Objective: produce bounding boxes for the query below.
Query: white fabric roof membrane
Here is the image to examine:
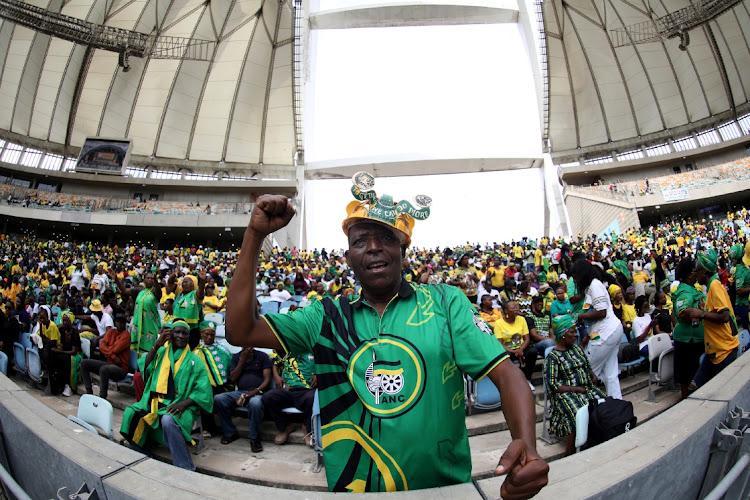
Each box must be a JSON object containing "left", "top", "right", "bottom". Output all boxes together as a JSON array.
[
  {"left": 0, "top": 0, "right": 296, "bottom": 167},
  {"left": 544, "top": 0, "right": 750, "bottom": 157}
]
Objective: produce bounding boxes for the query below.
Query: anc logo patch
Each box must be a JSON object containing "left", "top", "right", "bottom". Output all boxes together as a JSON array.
[{"left": 347, "top": 334, "right": 426, "bottom": 418}]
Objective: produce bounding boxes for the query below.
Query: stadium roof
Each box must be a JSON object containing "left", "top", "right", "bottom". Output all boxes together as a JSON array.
[
  {"left": 544, "top": 0, "right": 750, "bottom": 161},
  {"left": 0, "top": 0, "right": 297, "bottom": 169}
]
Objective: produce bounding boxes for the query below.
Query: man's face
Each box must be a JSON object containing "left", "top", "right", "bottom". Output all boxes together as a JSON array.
[
  {"left": 346, "top": 222, "right": 403, "bottom": 293},
  {"left": 172, "top": 327, "right": 189, "bottom": 348},
  {"left": 200, "top": 328, "right": 215, "bottom": 345},
  {"left": 532, "top": 300, "right": 543, "bottom": 314}
]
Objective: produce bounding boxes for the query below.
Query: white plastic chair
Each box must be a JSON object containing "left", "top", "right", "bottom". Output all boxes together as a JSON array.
[
  {"left": 647, "top": 333, "right": 674, "bottom": 402},
  {"left": 215, "top": 324, "right": 226, "bottom": 338},
  {"left": 68, "top": 394, "right": 113, "bottom": 438},
  {"left": 26, "top": 348, "right": 43, "bottom": 384},
  {"left": 204, "top": 313, "right": 224, "bottom": 325},
  {"left": 0, "top": 351, "right": 7, "bottom": 375},
  {"left": 574, "top": 404, "right": 589, "bottom": 451}
]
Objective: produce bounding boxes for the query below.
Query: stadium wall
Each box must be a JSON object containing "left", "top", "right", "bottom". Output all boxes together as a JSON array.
[
  {"left": 564, "top": 192, "right": 640, "bottom": 237},
  {"left": 3, "top": 345, "right": 750, "bottom": 498}
]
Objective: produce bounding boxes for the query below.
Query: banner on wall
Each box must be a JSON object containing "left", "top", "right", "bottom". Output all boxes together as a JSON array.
[{"left": 661, "top": 187, "right": 689, "bottom": 202}]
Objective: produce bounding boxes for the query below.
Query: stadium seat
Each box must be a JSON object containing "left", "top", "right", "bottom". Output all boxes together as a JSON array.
[
  {"left": 13, "top": 342, "right": 27, "bottom": 376},
  {"left": 216, "top": 324, "right": 226, "bottom": 338},
  {"left": 280, "top": 300, "right": 297, "bottom": 310},
  {"left": 27, "top": 348, "right": 43, "bottom": 384},
  {"left": 466, "top": 376, "right": 501, "bottom": 414},
  {"left": 739, "top": 330, "right": 750, "bottom": 356},
  {"left": 19, "top": 332, "right": 32, "bottom": 350},
  {"left": 260, "top": 301, "right": 280, "bottom": 315},
  {"left": 204, "top": 313, "right": 224, "bottom": 325},
  {"left": 80, "top": 338, "right": 91, "bottom": 358},
  {"left": 647, "top": 334, "right": 674, "bottom": 402},
  {"left": 311, "top": 389, "right": 323, "bottom": 473},
  {"left": 618, "top": 333, "right": 646, "bottom": 375},
  {"left": 0, "top": 351, "right": 7, "bottom": 376},
  {"left": 115, "top": 350, "right": 139, "bottom": 392},
  {"left": 540, "top": 346, "right": 558, "bottom": 444},
  {"left": 67, "top": 394, "right": 113, "bottom": 438}
]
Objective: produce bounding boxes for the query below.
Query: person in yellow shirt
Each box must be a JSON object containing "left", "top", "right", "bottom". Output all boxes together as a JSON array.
[
  {"left": 202, "top": 283, "right": 226, "bottom": 315},
  {"left": 622, "top": 286, "right": 637, "bottom": 335},
  {"left": 487, "top": 258, "right": 507, "bottom": 290},
  {"left": 534, "top": 246, "right": 544, "bottom": 269},
  {"left": 684, "top": 250, "right": 739, "bottom": 388},
  {"left": 478, "top": 294, "right": 502, "bottom": 327},
  {"left": 493, "top": 300, "right": 536, "bottom": 381}
]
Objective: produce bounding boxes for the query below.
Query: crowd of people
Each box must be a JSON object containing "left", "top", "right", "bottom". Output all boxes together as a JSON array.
[{"left": 1, "top": 204, "right": 749, "bottom": 479}]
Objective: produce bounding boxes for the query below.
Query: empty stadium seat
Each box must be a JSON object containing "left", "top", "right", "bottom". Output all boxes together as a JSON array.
[
  {"left": 647, "top": 334, "right": 674, "bottom": 402},
  {"left": 0, "top": 351, "right": 7, "bottom": 376},
  {"left": 68, "top": 394, "right": 113, "bottom": 438},
  {"left": 13, "top": 343, "right": 27, "bottom": 376}
]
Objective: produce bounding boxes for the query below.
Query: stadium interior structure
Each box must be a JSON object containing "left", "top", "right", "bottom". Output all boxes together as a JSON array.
[{"left": 1, "top": 0, "right": 750, "bottom": 498}]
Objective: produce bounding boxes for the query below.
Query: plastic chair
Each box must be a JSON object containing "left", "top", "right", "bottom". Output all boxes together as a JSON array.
[
  {"left": 80, "top": 338, "right": 91, "bottom": 358},
  {"left": 204, "top": 313, "right": 224, "bottom": 325},
  {"left": 260, "top": 301, "right": 280, "bottom": 315},
  {"left": 280, "top": 300, "right": 297, "bottom": 310},
  {"left": 27, "top": 348, "right": 43, "bottom": 384},
  {"left": 116, "top": 350, "right": 139, "bottom": 390},
  {"left": 67, "top": 394, "right": 113, "bottom": 438},
  {"left": 541, "top": 347, "right": 559, "bottom": 444},
  {"left": 13, "top": 342, "right": 27, "bottom": 375},
  {"left": 469, "top": 376, "right": 501, "bottom": 413},
  {"left": 647, "top": 333, "right": 674, "bottom": 402},
  {"left": 19, "top": 332, "right": 32, "bottom": 350},
  {"left": 216, "top": 324, "right": 226, "bottom": 338},
  {"left": 618, "top": 332, "right": 646, "bottom": 375},
  {"left": 216, "top": 338, "right": 242, "bottom": 354},
  {"left": 739, "top": 330, "right": 750, "bottom": 355},
  {"left": 0, "top": 351, "right": 7, "bottom": 375},
  {"left": 311, "top": 389, "right": 323, "bottom": 473}
]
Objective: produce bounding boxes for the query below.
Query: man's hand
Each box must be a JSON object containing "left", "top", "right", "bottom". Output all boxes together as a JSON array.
[
  {"left": 166, "top": 400, "right": 191, "bottom": 415},
  {"left": 495, "top": 439, "right": 549, "bottom": 499},
  {"left": 248, "top": 195, "right": 295, "bottom": 238},
  {"left": 683, "top": 308, "right": 704, "bottom": 321},
  {"left": 155, "top": 330, "right": 171, "bottom": 348}
]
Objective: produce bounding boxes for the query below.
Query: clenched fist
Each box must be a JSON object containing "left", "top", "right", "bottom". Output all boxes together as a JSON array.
[{"left": 248, "top": 195, "right": 296, "bottom": 237}]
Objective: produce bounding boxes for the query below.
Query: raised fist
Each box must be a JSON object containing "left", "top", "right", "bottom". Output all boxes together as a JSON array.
[{"left": 248, "top": 195, "right": 295, "bottom": 237}]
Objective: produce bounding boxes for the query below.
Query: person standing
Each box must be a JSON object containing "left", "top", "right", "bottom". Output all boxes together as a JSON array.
[
  {"left": 683, "top": 250, "right": 739, "bottom": 388},
  {"left": 111, "top": 268, "right": 161, "bottom": 357},
  {"left": 225, "top": 179, "right": 548, "bottom": 496},
  {"left": 672, "top": 258, "right": 705, "bottom": 399},
  {"left": 572, "top": 260, "right": 623, "bottom": 399}
]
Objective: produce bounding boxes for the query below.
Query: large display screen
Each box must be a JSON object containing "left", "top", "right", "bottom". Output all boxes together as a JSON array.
[{"left": 75, "top": 137, "right": 131, "bottom": 175}]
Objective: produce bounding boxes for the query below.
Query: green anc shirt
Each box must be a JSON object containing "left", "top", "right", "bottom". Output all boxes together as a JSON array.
[
  {"left": 735, "top": 264, "right": 750, "bottom": 307},
  {"left": 672, "top": 282, "right": 705, "bottom": 343},
  {"left": 272, "top": 351, "right": 315, "bottom": 389},
  {"left": 264, "top": 281, "right": 508, "bottom": 492}
]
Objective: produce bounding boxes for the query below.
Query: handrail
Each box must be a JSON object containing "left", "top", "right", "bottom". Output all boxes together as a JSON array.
[
  {"left": 704, "top": 453, "right": 750, "bottom": 500},
  {"left": 0, "top": 460, "right": 32, "bottom": 500}
]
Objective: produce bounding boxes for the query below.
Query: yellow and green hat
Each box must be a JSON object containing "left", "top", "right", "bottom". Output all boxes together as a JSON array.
[{"left": 341, "top": 171, "right": 431, "bottom": 247}]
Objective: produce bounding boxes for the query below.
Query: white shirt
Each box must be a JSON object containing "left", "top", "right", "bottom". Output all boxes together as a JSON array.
[
  {"left": 632, "top": 314, "right": 652, "bottom": 351},
  {"left": 584, "top": 278, "right": 622, "bottom": 344},
  {"left": 269, "top": 288, "right": 292, "bottom": 302},
  {"left": 91, "top": 273, "right": 109, "bottom": 291},
  {"left": 70, "top": 270, "right": 86, "bottom": 291},
  {"left": 91, "top": 312, "right": 114, "bottom": 337}
]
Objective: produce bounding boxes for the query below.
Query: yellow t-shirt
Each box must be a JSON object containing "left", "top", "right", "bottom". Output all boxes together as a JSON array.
[
  {"left": 160, "top": 289, "right": 176, "bottom": 304},
  {"left": 705, "top": 279, "right": 739, "bottom": 364},
  {"left": 633, "top": 271, "right": 648, "bottom": 284},
  {"left": 622, "top": 303, "right": 637, "bottom": 325},
  {"left": 41, "top": 321, "right": 60, "bottom": 343},
  {"left": 534, "top": 248, "right": 543, "bottom": 268},
  {"left": 479, "top": 309, "right": 502, "bottom": 328},
  {"left": 202, "top": 295, "right": 225, "bottom": 315},
  {"left": 512, "top": 246, "right": 523, "bottom": 259},
  {"left": 487, "top": 266, "right": 506, "bottom": 288},
  {"left": 493, "top": 315, "right": 529, "bottom": 350}
]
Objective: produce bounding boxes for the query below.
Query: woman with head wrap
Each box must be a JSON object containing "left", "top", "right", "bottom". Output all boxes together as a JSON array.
[
  {"left": 545, "top": 315, "right": 605, "bottom": 455},
  {"left": 48, "top": 311, "right": 82, "bottom": 396}
]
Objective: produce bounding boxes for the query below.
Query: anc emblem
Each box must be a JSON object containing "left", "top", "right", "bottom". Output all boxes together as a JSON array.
[{"left": 347, "top": 334, "right": 426, "bottom": 418}]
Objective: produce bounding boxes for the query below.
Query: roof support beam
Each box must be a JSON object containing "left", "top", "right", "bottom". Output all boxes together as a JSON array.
[{"left": 550, "top": 0, "right": 581, "bottom": 148}]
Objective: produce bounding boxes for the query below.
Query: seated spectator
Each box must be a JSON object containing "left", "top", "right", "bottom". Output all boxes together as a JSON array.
[
  {"left": 262, "top": 352, "right": 316, "bottom": 446},
  {"left": 631, "top": 295, "right": 655, "bottom": 358},
  {"left": 269, "top": 282, "right": 292, "bottom": 303},
  {"left": 651, "top": 291, "right": 673, "bottom": 335},
  {"left": 213, "top": 346, "right": 271, "bottom": 452},
  {"left": 194, "top": 321, "right": 232, "bottom": 436},
  {"left": 202, "top": 283, "right": 226, "bottom": 315},
  {"left": 76, "top": 299, "right": 114, "bottom": 349},
  {"left": 550, "top": 286, "right": 573, "bottom": 317},
  {"left": 527, "top": 295, "right": 555, "bottom": 355},
  {"left": 545, "top": 315, "right": 605, "bottom": 455},
  {"left": 80, "top": 313, "right": 130, "bottom": 399},
  {"left": 478, "top": 294, "right": 502, "bottom": 327},
  {"left": 493, "top": 300, "right": 537, "bottom": 383},
  {"left": 48, "top": 312, "right": 81, "bottom": 396},
  {"left": 120, "top": 321, "right": 213, "bottom": 471}
]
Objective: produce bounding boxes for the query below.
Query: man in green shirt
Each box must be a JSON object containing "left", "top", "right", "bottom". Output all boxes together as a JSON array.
[
  {"left": 226, "top": 176, "right": 548, "bottom": 496},
  {"left": 262, "top": 351, "right": 316, "bottom": 445},
  {"left": 672, "top": 258, "right": 705, "bottom": 399}
]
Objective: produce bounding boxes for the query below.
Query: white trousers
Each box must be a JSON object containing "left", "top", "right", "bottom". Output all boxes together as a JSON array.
[{"left": 586, "top": 324, "right": 623, "bottom": 399}]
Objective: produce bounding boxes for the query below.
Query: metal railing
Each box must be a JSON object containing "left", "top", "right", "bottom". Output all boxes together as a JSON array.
[
  {"left": 0, "top": 0, "right": 214, "bottom": 63},
  {"left": 610, "top": 0, "right": 743, "bottom": 47},
  {"left": 291, "top": 0, "right": 305, "bottom": 158},
  {"left": 0, "top": 461, "right": 31, "bottom": 500},
  {"left": 699, "top": 406, "right": 750, "bottom": 499}
]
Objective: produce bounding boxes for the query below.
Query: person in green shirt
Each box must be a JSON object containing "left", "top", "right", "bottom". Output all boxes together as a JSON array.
[
  {"left": 120, "top": 320, "right": 213, "bottom": 471},
  {"left": 225, "top": 178, "right": 548, "bottom": 496},
  {"left": 194, "top": 320, "right": 232, "bottom": 436},
  {"left": 262, "top": 351, "right": 316, "bottom": 446},
  {"left": 672, "top": 257, "right": 705, "bottom": 399},
  {"left": 168, "top": 271, "right": 206, "bottom": 349},
  {"left": 730, "top": 243, "right": 750, "bottom": 330},
  {"left": 110, "top": 268, "right": 161, "bottom": 356}
]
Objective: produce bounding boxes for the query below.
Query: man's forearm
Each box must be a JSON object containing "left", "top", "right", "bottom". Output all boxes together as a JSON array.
[
  {"left": 226, "top": 230, "right": 263, "bottom": 346},
  {"left": 490, "top": 361, "right": 537, "bottom": 451}
]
